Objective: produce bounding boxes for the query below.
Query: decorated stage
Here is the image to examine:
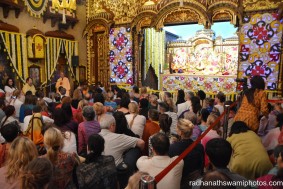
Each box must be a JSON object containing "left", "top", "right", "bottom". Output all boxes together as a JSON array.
[
  {"left": 160, "top": 29, "right": 239, "bottom": 94},
  {"left": 160, "top": 74, "right": 237, "bottom": 93}
]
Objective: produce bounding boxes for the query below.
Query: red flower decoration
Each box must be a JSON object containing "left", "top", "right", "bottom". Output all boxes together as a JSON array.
[
  {"left": 225, "top": 84, "right": 232, "bottom": 89},
  {"left": 205, "top": 83, "right": 212, "bottom": 89},
  {"left": 187, "top": 82, "right": 192, "bottom": 88},
  {"left": 251, "top": 65, "right": 265, "bottom": 76},
  {"left": 112, "top": 32, "right": 129, "bottom": 51},
  {"left": 253, "top": 25, "right": 269, "bottom": 41},
  {"left": 112, "top": 61, "right": 129, "bottom": 79}
]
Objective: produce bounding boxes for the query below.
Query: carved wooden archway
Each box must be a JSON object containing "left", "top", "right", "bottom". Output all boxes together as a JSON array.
[{"left": 84, "top": 18, "right": 114, "bottom": 88}]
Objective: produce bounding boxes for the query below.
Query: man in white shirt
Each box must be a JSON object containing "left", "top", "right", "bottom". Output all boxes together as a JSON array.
[
  {"left": 99, "top": 114, "right": 145, "bottom": 188},
  {"left": 137, "top": 133, "right": 184, "bottom": 189},
  {"left": 177, "top": 91, "right": 195, "bottom": 117},
  {"left": 22, "top": 105, "right": 54, "bottom": 132},
  {"left": 99, "top": 114, "right": 144, "bottom": 165}
]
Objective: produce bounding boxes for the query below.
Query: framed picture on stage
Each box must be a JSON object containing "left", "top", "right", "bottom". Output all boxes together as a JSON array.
[
  {"left": 79, "top": 66, "right": 86, "bottom": 83},
  {"left": 29, "top": 65, "right": 41, "bottom": 87}
]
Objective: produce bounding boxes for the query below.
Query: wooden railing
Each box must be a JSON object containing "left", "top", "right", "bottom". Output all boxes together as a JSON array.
[{"left": 116, "top": 84, "right": 282, "bottom": 102}]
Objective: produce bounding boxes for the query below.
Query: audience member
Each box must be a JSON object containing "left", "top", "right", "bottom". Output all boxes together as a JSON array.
[
  {"left": 61, "top": 102, "right": 79, "bottom": 134},
  {"left": 117, "top": 97, "right": 131, "bottom": 114},
  {"left": 142, "top": 109, "right": 160, "bottom": 155},
  {"left": 227, "top": 121, "right": 273, "bottom": 180},
  {"left": 234, "top": 75, "right": 269, "bottom": 131},
  {"left": 73, "top": 99, "right": 89, "bottom": 124},
  {"left": 159, "top": 102, "right": 178, "bottom": 134},
  {"left": 23, "top": 108, "right": 45, "bottom": 149},
  {"left": 140, "top": 86, "right": 149, "bottom": 99},
  {"left": 149, "top": 94, "right": 158, "bottom": 110},
  {"left": 176, "top": 89, "right": 185, "bottom": 106},
  {"left": 132, "top": 86, "right": 140, "bottom": 103},
  {"left": 126, "top": 102, "right": 146, "bottom": 138},
  {"left": 99, "top": 114, "right": 144, "bottom": 188},
  {"left": 137, "top": 133, "right": 184, "bottom": 189},
  {"left": 4, "top": 78, "right": 16, "bottom": 105},
  {"left": 268, "top": 145, "right": 283, "bottom": 175},
  {"left": 177, "top": 91, "right": 194, "bottom": 117},
  {"left": 0, "top": 121, "right": 19, "bottom": 167},
  {"left": 44, "top": 127, "right": 79, "bottom": 188},
  {"left": 183, "top": 111, "right": 200, "bottom": 141},
  {"left": 214, "top": 92, "right": 225, "bottom": 114},
  {"left": 0, "top": 98, "right": 5, "bottom": 122},
  {"left": 201, "top": 114, "right": 221, "bottom": 168},
  {"left": 139, "top": 98, "right": 149, "bottom": 120},
  {"left": 113, "top": 111, "right": 136, "bottom": 137},
  {"left": 104, "top": 91, "right": 117, "bottom": 113},
  {"left": 169, "top": 119, "right": 204, "bottom": 188},
  {"left": 262, "top": 113, "right": 283, "bottom": 151},
  {"left": 193, "top": 138, "right": 248, "bottom": 189},
  {"left": 9, "top": 89, "right": 24, "bottom": 119},
  {"left": 76, "top": 134, "right": 118, "bottom": 189},
  {"left": 199, "top": 170, "right": 236, "bottom": 189},
  {"left": 197, "top": 90, "right": 206, "bottom": 107},
  {"left": 257, "top": 145, "right": 283, "bottom": 189},
  {"left": 1, "top": 105, "right": 20, "bottom": 128},
  {"left": 20, "top": 158, "right": 53, "bottom": 189},
  {"left": 19, "top": 94, "right": 37, "bottom": 123},
  {"left": 0, "top": 137, "right": 38, "bottom": 189},
  {"left": 22, "top": 105, "right": 53, "bottom": 132},
  {"left": 78, "top": 106, "right": 101, "bottom": 156},
  {"left": 93, "top": 102, "right": 106, "bottom": 122},
  {"left": 71, "top": 88, "right": 83, "bottom": 109}
]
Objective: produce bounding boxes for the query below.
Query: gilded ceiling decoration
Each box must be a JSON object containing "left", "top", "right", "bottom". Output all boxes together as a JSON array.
[
  {"left": 86, "top": 0, "right": 281, "bottom": 25},
  {"left": 88, "top": 0, "right": 144, "bottom": 24},
  {"left": 212, "top": 11, "right": 233, "bottom": 22},
  {"left": 163, "top": 9, "right": 201, "bottom": 24},
  {"left": 243, "top": 0, "right": 282, "bottom": 11}
]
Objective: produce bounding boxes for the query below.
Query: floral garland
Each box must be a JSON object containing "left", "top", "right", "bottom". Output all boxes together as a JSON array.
[
  {"left": 23, "top": 0, "right": 48, "bottom": 18},
  {"left": 0, "top": 31, "right": 27, "bottom": 83}
]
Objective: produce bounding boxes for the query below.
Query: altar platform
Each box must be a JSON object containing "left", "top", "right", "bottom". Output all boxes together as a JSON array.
[{"left": 160, "top": 74, "right": 237, "bottom": 94}]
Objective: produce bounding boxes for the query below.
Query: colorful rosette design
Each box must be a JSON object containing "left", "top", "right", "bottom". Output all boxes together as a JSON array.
[{"left": 112, "top": 61, "right": 129, "bottom": 79}]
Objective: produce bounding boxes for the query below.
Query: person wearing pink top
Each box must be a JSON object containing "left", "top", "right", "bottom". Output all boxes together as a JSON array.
[
  {"left": 201, "top": 114, "right": 221, "bottom": 168},
  {"left": 78, "top": 106, "right": 101, "bottom": 156}
]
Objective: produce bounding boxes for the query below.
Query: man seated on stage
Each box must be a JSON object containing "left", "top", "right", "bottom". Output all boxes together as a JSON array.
[
  {"left": 22, "top": 77, "right": 36, "bottom": 95},
  {"left": 56, "top": 72, "right": 70, "bottom": 96}
]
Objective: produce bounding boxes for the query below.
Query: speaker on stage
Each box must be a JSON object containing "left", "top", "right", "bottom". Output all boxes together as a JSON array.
[{"left": 72, "top": 56, "right": 79, "bottom": 67}]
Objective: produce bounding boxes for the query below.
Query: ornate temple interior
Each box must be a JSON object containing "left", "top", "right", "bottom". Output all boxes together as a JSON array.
[
  {"left": 1, "top": 1, "right": 283, "bottom": 188},
  {"left": 0, "top": 0, "right": 282, "bottom": 95}
]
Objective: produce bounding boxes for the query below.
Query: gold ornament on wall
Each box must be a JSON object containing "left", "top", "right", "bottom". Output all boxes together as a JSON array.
[
  {"left": 88, "top": 0, "right": 143, "bottom": 24},
  {"left": 243, "top": 0, "right": 281, "bottom": 11},
  {"left": 164, "top": 9, "right": 201, "bottom": 24}
]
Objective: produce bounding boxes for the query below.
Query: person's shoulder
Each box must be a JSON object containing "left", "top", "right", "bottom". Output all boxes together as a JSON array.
[
  {"left": 171, "top": 156, "right": 184, "bottom": 167},
  {"left": 137, "top": 156, "right": 151, "bottom": 164}
]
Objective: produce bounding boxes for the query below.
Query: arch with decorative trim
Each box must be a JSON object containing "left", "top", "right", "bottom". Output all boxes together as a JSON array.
[{"left": 151, "top": 2, "right": 210, "bottom": 30}]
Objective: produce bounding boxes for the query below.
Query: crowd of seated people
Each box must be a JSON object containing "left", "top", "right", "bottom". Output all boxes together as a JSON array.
[{"left": 0, "top": 75, "right": 283, "bottom": 189}]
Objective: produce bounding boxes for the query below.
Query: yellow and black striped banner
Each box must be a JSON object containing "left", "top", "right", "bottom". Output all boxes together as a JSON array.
[{"left": 0, "top": 31, "right": 27, "bottom": 82}]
